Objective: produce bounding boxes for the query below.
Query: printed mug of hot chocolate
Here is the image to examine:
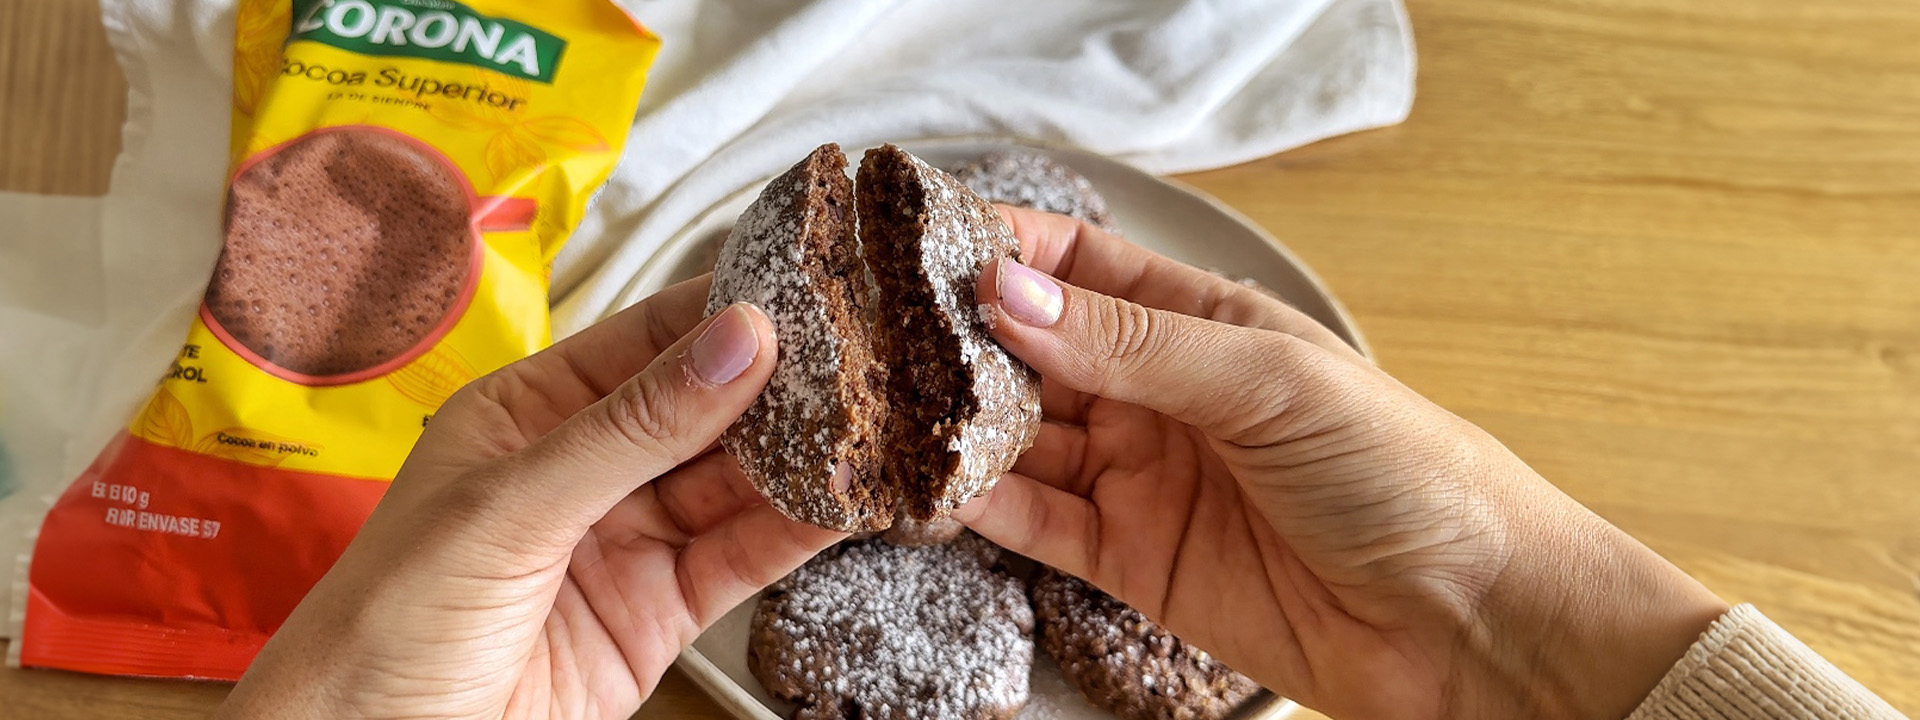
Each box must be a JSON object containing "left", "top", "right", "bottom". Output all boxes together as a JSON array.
[{"left": 201, "top": 126, "right": 533, "bottom": 386}]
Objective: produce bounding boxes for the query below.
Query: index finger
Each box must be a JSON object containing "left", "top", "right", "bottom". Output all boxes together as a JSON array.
[{"left": 995, "top": 205, "right": 1365, "bottom": 364}]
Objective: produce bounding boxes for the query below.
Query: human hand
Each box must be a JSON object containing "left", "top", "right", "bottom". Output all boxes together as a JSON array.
[
  {"left": 958, "top": 207, "right": 1730, "bottom": 720},
  {"left": 218, "top": 278, "right": 843, "bottom": 720}
]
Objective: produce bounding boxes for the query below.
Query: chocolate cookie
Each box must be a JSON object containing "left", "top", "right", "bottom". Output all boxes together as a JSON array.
[
  {"left": 209, "top": 129, "right": 473, "bottom": 379},
  {"left": 708, "top": 144, "right": 1041, "bottom": 532},
  {"left": 1032, "top": 569, "right": 1262, "bottom": 720},
  {"left": 749, "top": 534, "right": 1035, "bottom": 720},
  {"left": 948, "top": 150, "right": 1117, "bottom": 231}
]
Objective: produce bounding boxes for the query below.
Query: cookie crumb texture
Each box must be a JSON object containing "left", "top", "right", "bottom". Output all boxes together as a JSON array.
[
  {"left": 211, "top": 130, "right": 471, "bottom": 377},
  {"left": 1032, "top": 570, "right": 1262, "bottom": 720},
  {"left": 749, "top": 535, "right": 1036, "bottom": 720},
  {"left": 948, "top": 150, "right": 1118, "bottom": 232}
]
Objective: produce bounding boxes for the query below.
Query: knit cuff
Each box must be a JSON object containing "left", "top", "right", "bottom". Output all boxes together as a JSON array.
[{"left": 1628, "top": 604, "right": 1907, "bottom": 720}]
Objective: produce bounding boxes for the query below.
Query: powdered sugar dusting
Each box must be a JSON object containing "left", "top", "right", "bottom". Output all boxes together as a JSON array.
[
  {"left": 1019, "top": 655, "right": 1102, "bottom": 720},
  {"left": 976, "top": 303, "right": 999, "bottom": 331},
  {"left": 750, "top": 535, "right": 1036, "bottom": 720},
  {"left": 949, "top": 151, "right": 1118, "bottom": 232}
]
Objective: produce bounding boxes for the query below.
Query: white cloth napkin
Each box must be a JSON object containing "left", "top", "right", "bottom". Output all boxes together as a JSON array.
[{"left": 0, "top": 0, "right": 1415, "bottom": 639}]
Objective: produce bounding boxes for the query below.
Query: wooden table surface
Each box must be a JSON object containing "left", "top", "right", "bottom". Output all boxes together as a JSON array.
[{"left": 5, "top": 0, "right": 1918, "bottom": 718}]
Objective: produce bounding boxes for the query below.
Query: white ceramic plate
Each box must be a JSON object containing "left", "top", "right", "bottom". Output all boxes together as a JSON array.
[{"left": 608, "top": 138, "right": 1367, "bottom": 720}]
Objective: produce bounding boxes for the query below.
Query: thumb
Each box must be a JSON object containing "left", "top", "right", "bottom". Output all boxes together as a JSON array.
[
  {"left": 487, "top": 302, "right": 778, "bottom": 540},
  {"left": 977, "top": 257, "right": 1359, "bottom": 447}
]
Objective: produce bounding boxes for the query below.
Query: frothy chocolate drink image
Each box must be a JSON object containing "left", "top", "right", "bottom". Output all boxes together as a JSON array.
[{"left": 207, "top": 130, "right": 475, "bottom": 380}]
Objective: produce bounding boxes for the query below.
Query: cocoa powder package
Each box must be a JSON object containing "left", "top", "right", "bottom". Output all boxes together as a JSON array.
[{"left": 16, "top": 0, "right": 657, "bottom": 679}]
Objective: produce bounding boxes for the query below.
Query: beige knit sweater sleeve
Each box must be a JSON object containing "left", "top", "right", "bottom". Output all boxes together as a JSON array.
[{"left": 1628, "top": 604, "right": 1909, "bottom": 720}]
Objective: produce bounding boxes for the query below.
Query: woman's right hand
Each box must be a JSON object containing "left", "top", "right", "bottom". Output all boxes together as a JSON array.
[{"left": 959, "top": 207, "right": 1730, "bottom": 720}]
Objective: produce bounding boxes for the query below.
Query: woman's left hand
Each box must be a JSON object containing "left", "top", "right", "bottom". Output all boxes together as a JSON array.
[{"left": 218, "top": 277, "right": 843, "bottom": 720}]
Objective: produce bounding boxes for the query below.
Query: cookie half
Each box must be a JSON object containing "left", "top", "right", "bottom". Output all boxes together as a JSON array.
[
  {"left": 856, "top": 145, "right": 1043, "bottom": 525},
  {"left": 706, "top": 145, "right": 890, "bottom": 529}
]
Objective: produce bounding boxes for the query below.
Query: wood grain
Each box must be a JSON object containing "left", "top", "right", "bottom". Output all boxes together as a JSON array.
[
  {"left": 2, "top": 0, "right": 1916, "bottom": 718},
  {"left": 0, "top": 0, "right": 124, "bottom": 195}
]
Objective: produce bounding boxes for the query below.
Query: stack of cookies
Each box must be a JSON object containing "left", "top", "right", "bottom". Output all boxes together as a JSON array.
[
  {"left": 718, "top": 147, "right": 1267, "bottom": 720},
  {"left": 748, "top": 529, "right": 1265, "bottom": 720}
]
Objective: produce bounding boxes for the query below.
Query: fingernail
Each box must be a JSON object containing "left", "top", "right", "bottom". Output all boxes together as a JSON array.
[
  {"left": 689, "top": 304, "right": 759, "bottom": 385},
  {"left": 830, "top": 461, "right": 853, "bottom": 496},
  {"left": 996, "top": 258, "right": 1063, "bottom": 327},
  {"left": 951, "top": 494, "right": 988, "bottom": 522}
]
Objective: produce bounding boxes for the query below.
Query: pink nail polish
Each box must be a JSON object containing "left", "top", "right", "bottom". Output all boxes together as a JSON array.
[
  {"left": 831, "top": 461, "right": 853, "bottom": 496},
  {"left": 996, "top": 258, "right": 1063, "bottom": 327},
  {"left": 689, "top": 305, "right": 758, "bottom": 385}
]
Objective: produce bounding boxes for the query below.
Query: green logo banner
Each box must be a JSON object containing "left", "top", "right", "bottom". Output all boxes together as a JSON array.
[{"left": 290, "top": 0, "right": 567, "bottom": 83}]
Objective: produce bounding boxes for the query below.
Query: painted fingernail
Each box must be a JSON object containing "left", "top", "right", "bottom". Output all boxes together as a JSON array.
[
  {"left": 830, "top": 461, "right": 853, "bottom": 495},
  {"left": 689, "top": 304, "right": 759, "bottom": 385},
  {"left": 996, "top": 258, "right": 1063, "bottom": 327}
]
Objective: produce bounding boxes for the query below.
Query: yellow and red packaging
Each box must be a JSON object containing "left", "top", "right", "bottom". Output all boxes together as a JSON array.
[{"left": 21, "top": 0, "right": 658, "bottom": 679}]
